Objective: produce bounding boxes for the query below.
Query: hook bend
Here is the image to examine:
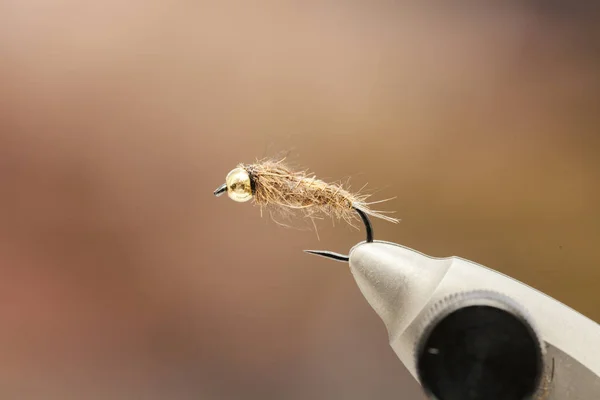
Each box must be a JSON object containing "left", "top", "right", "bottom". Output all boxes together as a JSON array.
[{"left": 304, "top": 207, "right": 373, "bottom": 263}]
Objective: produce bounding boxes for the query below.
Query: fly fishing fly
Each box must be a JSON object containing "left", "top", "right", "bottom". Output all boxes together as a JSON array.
[{"left": 214, "top": 157, "right": 398, "bottom": 261}]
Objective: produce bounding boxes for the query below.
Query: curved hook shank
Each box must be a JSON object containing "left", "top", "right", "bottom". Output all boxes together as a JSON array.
[
  {"left": 304, "top": 207, "right": 373, "bottom": 262},
  {"left": 356, "top": 207, "right": 373, "bottom": 243}
]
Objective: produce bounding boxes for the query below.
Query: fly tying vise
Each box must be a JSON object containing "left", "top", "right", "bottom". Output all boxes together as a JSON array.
[{"left": 213, "top": 158, "right": 399, "bottom": 262}]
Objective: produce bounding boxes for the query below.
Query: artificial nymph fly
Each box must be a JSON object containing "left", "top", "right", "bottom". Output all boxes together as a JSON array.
[{"left": 213, "top": 158, "right": 399, "bottom": 262}]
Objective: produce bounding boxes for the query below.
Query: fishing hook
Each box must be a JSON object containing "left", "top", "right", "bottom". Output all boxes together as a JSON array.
[{"left": 303, "top": 207, "right": 373, "bottom": 263}]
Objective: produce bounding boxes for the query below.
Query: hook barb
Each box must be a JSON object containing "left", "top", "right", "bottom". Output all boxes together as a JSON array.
[{"left": 304, "top": 207, "right": 373, "bottom": 263}]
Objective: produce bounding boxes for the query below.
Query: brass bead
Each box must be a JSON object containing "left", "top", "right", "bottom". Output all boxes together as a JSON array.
[{"left": 226, "top": 167, "right": 253, "bottom": 202}]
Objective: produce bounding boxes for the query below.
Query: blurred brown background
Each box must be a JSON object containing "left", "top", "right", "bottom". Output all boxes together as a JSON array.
[{"left": 1, "top": 1, "right": 599, "bottom": 399}]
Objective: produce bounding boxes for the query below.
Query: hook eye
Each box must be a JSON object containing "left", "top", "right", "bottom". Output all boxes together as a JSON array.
[{"left": 214, "top": 183, "right": 227, "bottom": 196}]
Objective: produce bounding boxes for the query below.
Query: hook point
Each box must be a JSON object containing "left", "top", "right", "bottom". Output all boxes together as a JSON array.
[{"left": 304, "top": 250, "right": 349, "bottom": 262}]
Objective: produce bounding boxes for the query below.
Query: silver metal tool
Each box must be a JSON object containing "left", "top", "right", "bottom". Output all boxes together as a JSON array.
[{"left": 345, "top": 240, "right": 600, "bottom": 400}]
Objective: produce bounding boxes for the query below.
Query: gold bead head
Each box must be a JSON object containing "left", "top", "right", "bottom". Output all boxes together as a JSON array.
[{"left": 225, "top": 167, "right": 253, "bottom": 202}]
